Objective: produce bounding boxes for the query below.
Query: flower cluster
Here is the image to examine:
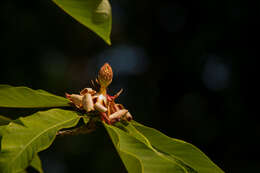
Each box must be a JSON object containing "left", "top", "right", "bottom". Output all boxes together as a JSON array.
[{"left": 66, "top": 63, "right": 132, "bottom": 124}]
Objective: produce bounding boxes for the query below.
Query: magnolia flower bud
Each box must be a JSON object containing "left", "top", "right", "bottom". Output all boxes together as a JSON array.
[{"left": 98, "top": 63, "right": 113, "bottom": 88}]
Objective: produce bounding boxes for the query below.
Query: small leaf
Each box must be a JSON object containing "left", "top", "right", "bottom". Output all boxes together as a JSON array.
[
  {"left": 52, "top": 0, "right": 112, "bottom": 45},
  {"left": 0, "top": 85, "right": 70, "bottom": 108},
  {"left": 104, "top": 121, "right": 224, "bottom": 173},
  {"left": 82, "top": 116, "right": 90, "bottom": 125},
  {"left": 0, "top": 109, "right": 80, "bottom": 173},
  {"left": 30, "top": 154, "right": 43, "bottom": 173}
]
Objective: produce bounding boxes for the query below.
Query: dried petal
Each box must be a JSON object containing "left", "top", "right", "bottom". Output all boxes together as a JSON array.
[
  {"left": 116, "top": 104, "right": 124, "bottom": 110},
  {"left": 94, "top": 102, "right": 108, "bottom": 112},
  {"left": 65, "top": 93, "right": 83, "bottom": 108},
  {"left": 125, "top": 112, "right": 133, "bottom": 121},
  {"left": 109, "top": 109, "right": 128, "bottom": 120},
  {"left": 97, "top": 94, "right": 107, "bottom": 106},
  {"left": 80, "top": 88, "right": 96, "bottom": 95},
  {"left": 82, "top": 93, "right": 94, "bottom": 112}
]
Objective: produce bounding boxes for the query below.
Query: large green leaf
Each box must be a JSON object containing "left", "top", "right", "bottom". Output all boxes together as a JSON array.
[
  {"left": 132, "top": 121, "right": 224, "bottom": 173},
  {"left": 0, "top": 109, "right": 80, "bottom": 173},
  {"left": 104, "top": 123, "right": 186, "bottom": 173},
  {"left": 0, "top": 85, "right": 70, "bottom": 108},
  {"left": 104, "top": 121, "right": 224, "bottom": 173},
  {"left": 53, "top": 0, "right": 112, "bottom": 45}
]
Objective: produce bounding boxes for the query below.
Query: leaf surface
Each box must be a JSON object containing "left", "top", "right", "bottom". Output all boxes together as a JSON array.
[
  {"left": 104, "top": 121, "right": 224, "bottom": 173},
  {"left": 104, "top": 123, "right": 186, "bottom": 173},
  {"left": 132, "top": 121, "right": 224, "bottom": 173},
  {"left": 53, "top": 0, "right": 112, "bottom": 45},
  {"left": 0, "top": 109, "right": 80, "bottom": 173},
  {"left": 0, "top": 85, "right": 70, "bottom": 108},
  {"left": 0, "top": 115, "right": 11, "bottom": 126},
  {"left": 30, "top": 154, "right": 43, "bottom": 173}
]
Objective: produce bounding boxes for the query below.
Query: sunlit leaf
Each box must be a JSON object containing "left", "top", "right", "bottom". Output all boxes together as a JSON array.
[
  {"left": 104, "top": 123, "right": 186, "bottom": 173},
  {"left": 0, "top": 85, "right": 70, "bottom": 108},
  {"left": 132, "top": 121, "right": 224, "bottom": 173},
  {"left": 104, "top": 121, "right": 224, "bottom": 173},
  {"left": 52, "top": 0, "right": 112, "bottom": 45},
  {"left": 0, "top": 109, "right": 80, "bottom": 173}
]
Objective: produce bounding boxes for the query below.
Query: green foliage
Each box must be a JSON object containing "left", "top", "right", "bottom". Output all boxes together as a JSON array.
[
  {"left": 30, "top": 155, "right": 43, "bottom": 173},
  {"left": 0, "top": 0, "right": 225, "bottom": 170},
  {"left": 52, "top": 0, "right": 112, "bottom": 45},
  {"left": 104, "top": 122, "right": 224, "bottom": 173},
  {"left": 0, "top": 109, "right": 80, "bottom": 173},
  {"left": 0, "top": 85, "right": 70, "bottom": 108},
  {"left": 131, "top": 121, "right": 224, "bottom": 173},
  {"left": 0, "top": 85, "right": 224, "bottom": 173},
  {"left": 0, "top": 115, "right": 11, "bottom": 126}
]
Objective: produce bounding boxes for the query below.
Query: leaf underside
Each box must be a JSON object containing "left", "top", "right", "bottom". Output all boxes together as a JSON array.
[
  {"left": 104, "top": 121, "right": 224, "bottom": 173},
  {"left": 0, "top": 85, "right": 70, "bottom": 108},
  {"left": 52, "top": 0, "right": 112, "bottom": 45},
  {"left": 0, "top": 109, "right": 80, "bottom": 173}
]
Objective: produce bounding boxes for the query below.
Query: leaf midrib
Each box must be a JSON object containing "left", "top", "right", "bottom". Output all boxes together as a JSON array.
[{"left": 8, "top": 115, "right": 78, "bottom": 169}]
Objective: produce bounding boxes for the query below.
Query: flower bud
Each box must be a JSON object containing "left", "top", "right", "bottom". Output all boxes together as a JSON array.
[{"left": 98, "top": 63, "right": 113, "bottom": 88}]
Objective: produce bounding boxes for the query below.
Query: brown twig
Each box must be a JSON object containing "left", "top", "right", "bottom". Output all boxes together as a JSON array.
[{"left": 56, "top": 121, "right": 96, "bottom": 136}]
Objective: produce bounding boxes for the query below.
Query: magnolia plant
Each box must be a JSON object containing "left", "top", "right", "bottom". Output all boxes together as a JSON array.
[
  {"left": 0, "top": 0, "right": 225, "bottom": 173},
  {"left": 66, "top": 63, "right": 132, "bottom": 125},
  {"left": 0, "top": 63, "right": 224, "bottom": 173}
]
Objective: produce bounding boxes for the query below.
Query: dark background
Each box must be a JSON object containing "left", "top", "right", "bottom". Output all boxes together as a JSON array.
[{"left": 0, "top": 0, "right": 258, "bottom": 172}]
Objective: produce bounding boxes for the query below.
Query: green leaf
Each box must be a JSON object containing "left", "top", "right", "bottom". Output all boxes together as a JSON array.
[
  {"left": 52, "top": 0, "right": 112, "bottom": 45},
  {"left": 104, "top": 123, "right": 186, "bottom": 173},
  {"left": 0, "top": 85, "right": 70, "bottom": 108},
  {"left": 104, "top": 121, "right": 224, "bottom": 173},
  {"left": 132, "top": 121, "right": 224, "bottom": 173},
  {"left": 0, "top": 115, "right": 11, "bottom": 126},
  {"left": 82, "top": 116, "right": 90, "bottom": 125},
  {"left": 0, "top": 109, "right": 80, "bottom": 173},
  {"left": 30, "top": 155, "right": 43, "bottom": 173}
]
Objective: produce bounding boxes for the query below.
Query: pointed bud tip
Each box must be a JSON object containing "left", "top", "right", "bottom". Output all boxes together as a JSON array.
[{"left": 98, "top": 63, "right": 113, "bottom": 88}]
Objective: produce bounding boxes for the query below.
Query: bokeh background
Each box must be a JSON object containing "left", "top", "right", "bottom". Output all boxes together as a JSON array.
[{"left": 0, "top": 0, "right": 258, "bottom": 172}]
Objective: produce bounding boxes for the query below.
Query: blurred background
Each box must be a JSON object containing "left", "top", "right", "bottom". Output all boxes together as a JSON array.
[{"left": 0, "top": 0, "right": 258, "bottom": 172}]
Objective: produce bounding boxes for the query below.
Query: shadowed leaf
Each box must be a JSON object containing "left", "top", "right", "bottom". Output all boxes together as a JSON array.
[{"left": 0, "top": 115, "right": 11, "bottom": 126}]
